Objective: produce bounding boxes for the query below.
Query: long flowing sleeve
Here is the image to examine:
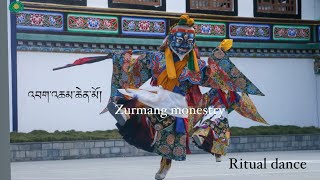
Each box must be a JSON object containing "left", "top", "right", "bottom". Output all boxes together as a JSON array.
[
  {"left": 199, "top": 40, "right": 267, "bottom": 125},
  {"left": 110, "top": 51, "right": 153, "bottom": 98},
  {"left": 201, "top": 47, "right": 264, "bottom": 96}
]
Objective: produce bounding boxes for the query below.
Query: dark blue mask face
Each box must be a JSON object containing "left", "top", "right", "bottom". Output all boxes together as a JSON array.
[{"left": 169, "top": 32, "right": 195, "bottom": 60}]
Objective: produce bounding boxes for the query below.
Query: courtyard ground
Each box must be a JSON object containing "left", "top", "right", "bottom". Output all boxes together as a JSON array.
[{"left": 11, "top": 150, "right": 320, "bottom": 180}]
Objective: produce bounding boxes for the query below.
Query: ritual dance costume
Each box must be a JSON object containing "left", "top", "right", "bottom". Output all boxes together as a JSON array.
[{"left": 55, "top": 15, "right": 267, "bottom": 180}]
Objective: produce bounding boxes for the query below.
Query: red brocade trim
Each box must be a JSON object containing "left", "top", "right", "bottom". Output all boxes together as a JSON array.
[
  {"left": 186, "top": 84, "right": 202, "bottom": 106},
  {"left": 194, "top": 46, "right": 200, "bottom": 59},
  {"left": 212, "top": 97, "right": 219, "bottom": 106},
  {"left": 229, "top": 91, "right": 236, "bottom": 104},
  {"left": 150, "top": 78, "right": 158, "bottom": 86},
  {"left": 217, "top": 89, "right": 228, "bottom": 108},
  {"left": 183, "top": 118, "right": 191, "bottom": 154}
]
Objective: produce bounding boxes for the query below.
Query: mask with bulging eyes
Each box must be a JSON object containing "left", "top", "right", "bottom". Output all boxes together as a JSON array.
[{"left": 169, "top": 32, "right": 195, "bottom": 60}]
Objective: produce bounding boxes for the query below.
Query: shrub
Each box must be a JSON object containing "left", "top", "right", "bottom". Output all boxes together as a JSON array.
[
  {"left": 231, "top": 125, "right": 320, "bottom": 136},
  {"left": 10, "top": 129, "right": 122, "bottom": 143}
]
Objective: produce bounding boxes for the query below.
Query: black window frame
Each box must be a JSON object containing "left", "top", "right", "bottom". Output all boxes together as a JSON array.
[
  {"left": 108, "top": 0, "right": 166, "bottom": 11},
  {"left": 253, "top": 0, "right": 301, "bottom": 19},
  {"left": 186, "top": 0, "right": 238, "bottom": 16}
]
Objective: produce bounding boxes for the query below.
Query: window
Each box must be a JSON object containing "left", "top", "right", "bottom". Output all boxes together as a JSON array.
[
  {"left": 254, "top": 0, "right": 301, "bottom": 19},
  {"left": 23, "top": 0, "right": 87, "bottom": 6},
  {"left": 108, "top": 0, "right": 166, "bottom": 11},
  {"left": 187, "top": 0, "right": 238, "bottom": 16}
]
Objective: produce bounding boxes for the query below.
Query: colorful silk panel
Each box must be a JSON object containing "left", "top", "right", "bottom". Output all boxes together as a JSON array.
[
  {"left": 192, "top": 117, "right": 230, "bottom": 156},
  {"left": 111, "top": 52, "right": 151, "bottom": 97},
  {"left": 148, "top": 114, "right": 187, "bottom": 161},
  {"left": 203, "top": 57, "right": 237, "bottom": 92},
  {"left": 232, "top": 92, "right": 268, "bottom": 124},
  {"left": 179, "top": 59, "right": 206, "bottom": 84},
  {"left": 149, "top": 51, "right": 167, "bottom": 79},
  {"left": 209, "top": 48, "right": 265, "bottom": 96},
  {"left": 150, "top": 52, "right": 207, "bottom": 85}
]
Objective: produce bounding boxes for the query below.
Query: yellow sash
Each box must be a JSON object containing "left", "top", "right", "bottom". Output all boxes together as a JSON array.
[{"left": 157, "top": 58, "right": 188, "bottom": 91}]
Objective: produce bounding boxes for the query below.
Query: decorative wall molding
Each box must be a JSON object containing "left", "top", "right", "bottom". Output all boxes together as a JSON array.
[
  {"left": 194, "top": 21, "right": 226, "bottom": 39},
  {"left": 121, "top": 17, "right": 166, "bottom": 37},
  {"left": 21, "top": 1, "right": 318, "bottom": 25},
  {"left": 229, "top": 23, "right": 271, "bottom": 40},
  {"left": 16, "top": 40, "right": 320, "bottom": 58},
  {"left": 67, "top": 14, "right": 119, "bottom": 34},
  {"left": 14, "top": 9, "right": 319, "bottom": 58},
  {"left": 16, "top": 11, "right": 63, "bottom": 31},
  {"left": 273, "top": 25, "right": 311, "bottom": 41},
  {"left": 16, "top": 10, "right": 319, "bottom": 45}
]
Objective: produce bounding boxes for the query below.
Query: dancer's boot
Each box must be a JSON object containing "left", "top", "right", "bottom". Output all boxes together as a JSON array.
[
  {"left": 107, "top": 102, "right": 129, "bottom": 126},
  {"left": 155, "top": 157, "right": 172, "bottom": 180},
  {"left": 215, "top": 154, "right": 222, "bottom": 162},
  {"left": 192, "top": 134, "right": 204, "bottom": 146}
]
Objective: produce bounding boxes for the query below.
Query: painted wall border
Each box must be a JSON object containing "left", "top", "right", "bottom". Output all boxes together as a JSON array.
[
  {"left": 121, "top": 16, "right": 166, "bottom": 37},
  {"left": 194, "top": 21, "right": 226, "bottom": 39},
  {"left": 16, "top": 10, "right": 64, "bottom": 32},
  {"left": 67, "top": 13, "right": 119, "bottom": 34},
  {"left": 229, "top": 23, "right": 271, "bottom": 40},
  {"left": 273, "top": 25, "right": 311, "bottom": 41}
]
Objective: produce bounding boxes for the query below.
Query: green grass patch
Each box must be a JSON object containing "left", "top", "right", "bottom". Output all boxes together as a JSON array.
[
  {"left": 10, "top": 125, "right": 320, "bottom": 143},
  {"left": 10, "top": 129, "right": 122, "bottom": 143}
]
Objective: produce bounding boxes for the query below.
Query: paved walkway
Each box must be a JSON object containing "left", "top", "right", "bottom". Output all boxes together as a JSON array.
[{"left": 11, "top": 150, "right": 320, "bottom": 180}]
